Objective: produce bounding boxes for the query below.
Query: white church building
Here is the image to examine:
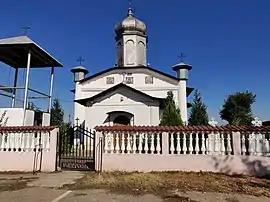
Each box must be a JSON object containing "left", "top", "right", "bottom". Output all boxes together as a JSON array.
[{"left": 71, "top": 7, "right": 194, "bottom": 128}]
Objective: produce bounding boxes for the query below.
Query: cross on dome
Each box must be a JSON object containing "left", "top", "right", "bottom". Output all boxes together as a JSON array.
[
  {"left": 77, "top": 56, "right": 85, "bottom": 66},
  {"left": 178, "top": 53, "right": 187, "bottom": 63},
  {"left": 127, "top": 0, "right": 134, "bottom": 16}
]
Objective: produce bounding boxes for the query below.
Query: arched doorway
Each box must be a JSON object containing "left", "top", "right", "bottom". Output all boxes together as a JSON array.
[
  {"left": 106, "top": 111, "right": 134, "bottom": 126},
  {"left": 113, "top": 115, "right": 130, "bottom": 126}
]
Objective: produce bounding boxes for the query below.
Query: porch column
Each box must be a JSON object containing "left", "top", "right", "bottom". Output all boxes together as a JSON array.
[
  {"left": 48, "top": 66, "right": 54, "bottom": 113},
  {"left": 11, "top": 67, "right": 19, "bottom": 108},
  {"left": 23, "top": 51, "right": 31, "bottom": 126}
]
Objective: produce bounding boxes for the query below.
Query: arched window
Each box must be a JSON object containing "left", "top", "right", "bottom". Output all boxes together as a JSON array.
[{"left": 125, "top": 39, "right": 135, "bottom": 65}]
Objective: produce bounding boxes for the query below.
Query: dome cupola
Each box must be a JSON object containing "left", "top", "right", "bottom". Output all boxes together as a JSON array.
[{"left": 114, "top": 7, "right": 146, "bottom": 36}]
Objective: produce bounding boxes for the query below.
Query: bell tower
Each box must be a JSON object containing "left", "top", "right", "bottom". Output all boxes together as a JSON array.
[{"left": 114, "top": 7, "right": 147, "bottom": 67}]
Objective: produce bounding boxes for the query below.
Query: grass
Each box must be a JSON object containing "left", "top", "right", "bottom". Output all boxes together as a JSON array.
[
  {"left": 0, "top": 179, "right": 29, "bottom": 192},
  {"left": 64, "top": 171, "right": 270, "bottom": 199}
]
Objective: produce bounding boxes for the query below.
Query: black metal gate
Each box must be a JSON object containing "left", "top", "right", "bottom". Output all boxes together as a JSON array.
[{"left": 58, "top": 123, "right": 95, "bottom": 171}]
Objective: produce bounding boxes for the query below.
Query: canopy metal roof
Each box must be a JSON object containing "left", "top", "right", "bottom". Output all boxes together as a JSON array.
[{"left": 0, "top": 36, "right": 63, "bottom": 68}]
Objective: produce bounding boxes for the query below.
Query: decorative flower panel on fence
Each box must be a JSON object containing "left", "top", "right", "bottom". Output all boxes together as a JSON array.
[
  {"left": 0, "top": 131, "right": 51, "bottom": 152},
  {"left": 104, "top": 132, "right": 162, "bottom": 154},
  {"left": 168, "top": 132, "right": 233, "bottom": 155}
]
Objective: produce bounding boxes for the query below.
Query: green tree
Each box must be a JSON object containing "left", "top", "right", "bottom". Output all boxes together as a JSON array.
[
  {"left": 50, "top": 98, "right": 72, "bottom": 133},
  {"left": 188, "top": 90, "right": 209, "bottom": 126},
  {"left": 50, "top": 98, "right": 64, "bottom": 127},
  {"left": 50, "top": 98, "right": 73, "bottom": 153},
  {"left": 160, "top": 91, "right": 183, "bottom": 126},
  {"left": 219, "top": 91, "right": 256, "bottom": 125}
]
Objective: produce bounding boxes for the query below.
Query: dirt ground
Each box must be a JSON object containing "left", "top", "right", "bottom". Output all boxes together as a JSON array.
[
  {"left": 66, "top": 171, "right": 270, "bottom": 198},
  {"left": 0, "top": 171, "right": 269, "bottom": 202}
]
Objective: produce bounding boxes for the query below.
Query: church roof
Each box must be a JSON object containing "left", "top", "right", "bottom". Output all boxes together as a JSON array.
[
  {"left": 0, "top": 36, "right": 63, "bottom": 68},
  {"left": 79, "top": 65, "right": 182, "bottom": 84},
  {"left": 74, "top": 83, "right": 192, "bottom": 108}
]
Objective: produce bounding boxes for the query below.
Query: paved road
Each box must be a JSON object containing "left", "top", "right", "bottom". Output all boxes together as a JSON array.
[
  {"left": 0, "top": 187, "right": 65, "bottom": 202},
  {"left": 0, "top": 172, "right": 269, "bottom": 202},
  {"left": 0, "top": 188, "right": 269, "bottom": 202},
  {"left": 0, "top": 188, "right": 162, "bottom": 202}
]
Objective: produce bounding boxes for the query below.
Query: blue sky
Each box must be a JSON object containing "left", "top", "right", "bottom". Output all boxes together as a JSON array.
[{"left": 0, "top": 0, "right": 269, "bottom": 123}]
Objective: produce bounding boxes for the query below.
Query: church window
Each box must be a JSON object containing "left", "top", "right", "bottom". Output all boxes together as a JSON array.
[
  {"left": 125, "top": 77, "right": 133, "bottom": 84},
  {"left": 145, "top": 76, "right": 153, "bottom": 84},
  {"left": 106, "top": 77, "right": 114, "bottom": 84}
]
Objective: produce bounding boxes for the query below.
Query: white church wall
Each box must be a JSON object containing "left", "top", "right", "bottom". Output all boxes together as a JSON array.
[
  {"left": 76, "top": 71, "right": 179, "bottom": 100},
  {"left": 74, "top": 102, "right": 86, "bottom": 125}
]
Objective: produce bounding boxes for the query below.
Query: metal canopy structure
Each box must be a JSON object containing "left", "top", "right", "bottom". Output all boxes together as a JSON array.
[
  {"left": 0, "top": 36, "right": 63, "bottom": 68},
  {"left": 0, "top": 35, "right": 63, "bottom": 126}
]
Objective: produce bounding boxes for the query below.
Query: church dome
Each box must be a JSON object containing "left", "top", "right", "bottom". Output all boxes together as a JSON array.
[{"left": 114, "top": 8, "right": 146, "bottom": 36}]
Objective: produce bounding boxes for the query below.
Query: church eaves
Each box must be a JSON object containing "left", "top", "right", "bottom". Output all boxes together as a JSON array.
[
  {"left": 74, "top": 82, "right": 193, "bottom": 107},
  {"left": 79, "top": 65, "right": 180, "bottom": 84}
]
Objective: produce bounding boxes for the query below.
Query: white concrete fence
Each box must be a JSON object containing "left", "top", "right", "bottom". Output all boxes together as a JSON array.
[
  {"left": 95, "top": 117, "right": 270, "bottom": 176},
  {"left": 0, "top": 126, "right": 58, "bottom": 172},
  {"left": 0, "top": 117, "right": 269, "bottom": 176},
  {"left": 102, "top": 130, "right": 270, "bottom": 156}
]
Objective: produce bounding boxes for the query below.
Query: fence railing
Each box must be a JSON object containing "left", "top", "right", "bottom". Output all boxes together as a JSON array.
[
  {"left": 103, "top": 131, "right": 234, "bottom": 156},
  {"left": 95, "top": 117, "right": 270, "bottom": 158},
  {"left": 0, "top": 126, "right": 58, "bottom": 172},
  {"left": 104, "top": 132, "right": 162, "bottom": 154},
  {"left": 0, "top": 126, "right": 55, "bottom": 152},
  {"left": 169, "top": 132, "right": 233, "bottom": 155}
]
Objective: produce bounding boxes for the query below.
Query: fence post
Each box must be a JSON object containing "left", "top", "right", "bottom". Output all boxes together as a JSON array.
[
  {"left": 232, "top": 132, "right": 242, "bottom": 156},
  {"left": 162, "top": 132, "right": 169, "bottom": 156},
  {"left": 94, "top": 131, "right": 103, "bottom": 172},
  {"left": 45, "top": 128, "right": 59, "bottom": 172},
  {"left": 55, "top": 128, "right": 60, "bottom": 171}
]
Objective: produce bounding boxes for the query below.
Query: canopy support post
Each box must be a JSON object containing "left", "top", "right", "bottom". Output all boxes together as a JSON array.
[
  {"left": 23, "top": 51, "right": 31, "bottom": 126},
  {"left": 11, "top": 67, "right": 19, "bottom": 108},
  {"left": 48, "top": 66, "right": 54, "bottom": 114}
]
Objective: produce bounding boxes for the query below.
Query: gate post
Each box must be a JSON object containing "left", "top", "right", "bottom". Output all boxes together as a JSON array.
[
  {"left": 55, "top": 128, "right": 60, "bottom": 171},
  {"left": 94, "top": 131, "right": 103, "bottom": 172},
  {"left": 50, "top": 128, "right": 59, "bottom": 172}
]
